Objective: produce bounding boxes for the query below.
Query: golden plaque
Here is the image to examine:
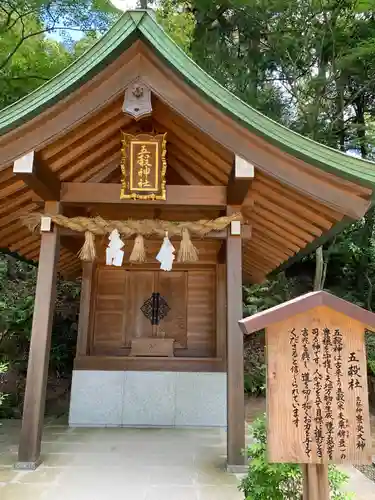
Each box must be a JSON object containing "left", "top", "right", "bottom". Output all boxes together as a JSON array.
[{"left": 120, "top": 132, "right": 167, "bottom": 200}]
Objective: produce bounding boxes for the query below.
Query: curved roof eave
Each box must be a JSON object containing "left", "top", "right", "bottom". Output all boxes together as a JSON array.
[{"left": 1, "top": 9, "right": 375, "bottom": 189}]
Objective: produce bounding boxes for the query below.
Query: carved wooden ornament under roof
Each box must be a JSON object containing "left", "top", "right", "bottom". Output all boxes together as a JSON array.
[
  {"left": 120, "top": 132, "right": 167, "bottom": 200},
  {"left": 122, "top": 82, "right": 152, "bottom": 120}
]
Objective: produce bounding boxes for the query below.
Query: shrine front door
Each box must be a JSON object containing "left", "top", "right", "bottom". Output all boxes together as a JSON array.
[{"left": 90, "top": 267, "right": 187, "bottom": 355}]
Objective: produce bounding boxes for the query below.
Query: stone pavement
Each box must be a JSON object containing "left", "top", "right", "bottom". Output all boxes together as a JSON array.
[
  {"left": 340, "top": 465, "right": 375, "bottom": 500},
  {"left": 1, "top": 397, "right": 375, "bottom": 499},
  {"left": 0, "top": 420, "right": 243, "bottom": 500}
]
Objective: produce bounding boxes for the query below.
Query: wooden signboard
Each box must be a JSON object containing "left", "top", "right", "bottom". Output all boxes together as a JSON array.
[
  {"left": 120, "top": 133, "right": 167, "bottom": 201},
  {"left": 239, "top": 291, "right": 375, "bottom": 499},
  {"left": 267, "top": 306, "right": 371, "bottom": 464}
]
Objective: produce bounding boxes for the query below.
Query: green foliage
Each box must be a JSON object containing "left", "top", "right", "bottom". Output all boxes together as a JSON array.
[
  {"left": 0, "top": 253, "right": 80, "bottom": 417},
  {"left": 0, "top": 362, "right": 9, "bottom": 412},
  {"left": 242, "top": 273, "right": 309, "bottom": 396},
  {"left": 244, "top": 357, "right": 266, "bottom": 396},
  {"left": 165, "top": 0, "right": 375, "bottom": 158},
  {"left": 366, "top": 332, "right": 375, "bottom": 375},
  {"left": 243, "top": 273, "right": 305, "bottom": 317},
  {"left": 0, "top": 0, "right": 118, "bottom": 109},
  {"left": 239, "top": 415, "right": 353, "bottom": 500},
  {"left": 0, "top": 254, "right": 80, "bottom": 376},
  {"left": 156, "top": 0, "right": 195, "bottom": 54}
]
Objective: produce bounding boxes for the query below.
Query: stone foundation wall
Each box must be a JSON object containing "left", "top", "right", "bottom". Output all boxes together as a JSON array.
[{"left": 69, "top": 370, "right": 227, "bottom": 427}]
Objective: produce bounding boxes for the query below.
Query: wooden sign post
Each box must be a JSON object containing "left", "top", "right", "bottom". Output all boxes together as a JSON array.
[{"left": 239, "top": 291, "right": 375, "bottom": 500}]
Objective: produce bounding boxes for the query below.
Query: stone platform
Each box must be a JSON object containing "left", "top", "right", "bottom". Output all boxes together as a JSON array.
[{"left": 0, "top": 420, "right": 242, "bottom": 500}]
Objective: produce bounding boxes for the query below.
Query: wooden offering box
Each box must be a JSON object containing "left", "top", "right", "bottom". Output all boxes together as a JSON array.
[
  {"left": 130, "top": 338, "right": 175, "bottom": 357},
  {"left": 239, "top": 291, "right": 375, "bottom": 466}
]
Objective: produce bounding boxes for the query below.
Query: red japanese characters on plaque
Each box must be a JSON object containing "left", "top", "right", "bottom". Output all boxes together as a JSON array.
[{"left": 120, "top": 133, "right": 167, "bottom": 200}]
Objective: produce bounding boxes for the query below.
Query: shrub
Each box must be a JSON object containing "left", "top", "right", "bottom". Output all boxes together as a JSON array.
[
  {"left": 239, "top": 415, "right": 353, "bottom": 500},
  {"left": 244, "top": 332, "right": 266, "bottom": 396},
  {"left": 242, "top": 274, "right": 304, "bottom": 396},
  {"left": 365, "top": 331, "right": 375, "bottom": 376},
  {"left": 0, "top": 254, "right": 80, "bottom": 417}
]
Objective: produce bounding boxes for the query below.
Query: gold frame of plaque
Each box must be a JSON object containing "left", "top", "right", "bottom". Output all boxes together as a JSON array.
[{"left": 120, "top": 132, "right": 167, "bottom": 200}]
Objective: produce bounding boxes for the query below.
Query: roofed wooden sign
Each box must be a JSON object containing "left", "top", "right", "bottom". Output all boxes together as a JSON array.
[
  {"left": 239, "top": 291, "right": 375, "bottom": 465},
  {"left": 120, "top": 132, "right": 167, "bottom": 200}
]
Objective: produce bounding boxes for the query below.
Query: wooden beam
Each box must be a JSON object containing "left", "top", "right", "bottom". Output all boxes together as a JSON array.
[
  {"left": 76, "top": 262, "right": 95, "bottom": 357},
  {"left": 53, "top": 183, "right": 227, "bottom": 207},
  {"left": 13, "top": 151, "right": 60, "bottom": 201},
  {"left": 227, "top": 156, "right": 254, "bottom": 205},
  {"left": 226, "top": 207, "right": 245, "bottom": 468},
  {"left": 17, "top": 201, "right": 60, "bottom": 470}
]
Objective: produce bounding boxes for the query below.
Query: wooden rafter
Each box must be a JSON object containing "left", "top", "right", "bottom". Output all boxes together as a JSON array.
[
  {"left": 250, "top": 215, "right": 309, "bottom": 248},
  {"left": 13, "top": 151, "right": 60, "bottom": 201},
  {"left": 153, "top": 99, "right": 233, "bottom": 164},
  {"left": 247, "top": 205, "right": 315, "bottom": 242},
  {"left": 41, "top": 98, "right": 124, "bottom": 161},
  {"left": 227, "top": 156, "right": 254, "bottom": 205},
  {"left": 256, "top": 173, "right": 343, "bottom": 221},
  {"left": 153, "top": 117, "right": 231, "bottom": 176},
  {"left": 167, "top": 146, "right": 220, "bottom": 185},
  {"left": 252, "top": 192, "right": 324, "bottom": 236},
  {"left": 59, "top": 138, "right": 121, "bottom": 181},
  {"left": 252, "top": 179, "right": 337, "bottom": 229},
  {"left": 168, "top": 158, "right": 205, "bottom": 185},
  {"left": 0, "top": 179, "right": 25, "bottom": 199},
  {"left": 0, "top": 190, "right": 32, "bottom": 216}
]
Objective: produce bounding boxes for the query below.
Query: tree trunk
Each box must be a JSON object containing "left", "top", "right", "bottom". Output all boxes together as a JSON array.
[
  {"left": 355, "top": 94, "right": 367, "bottom": 159},
  {"left": 314, "top": 246, "right": 325, "bottom": 291}
]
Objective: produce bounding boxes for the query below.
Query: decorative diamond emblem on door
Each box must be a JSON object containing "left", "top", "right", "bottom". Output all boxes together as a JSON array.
[{"left": 141, "top": 292, "right": 170, "bottom": 325}]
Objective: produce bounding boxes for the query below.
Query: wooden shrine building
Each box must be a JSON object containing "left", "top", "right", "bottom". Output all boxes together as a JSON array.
[{"left": 0, "top": 9, "right": 375, "bottom": 471}]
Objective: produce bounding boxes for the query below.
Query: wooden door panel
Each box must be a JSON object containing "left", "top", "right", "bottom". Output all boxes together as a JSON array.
[
  {"left": 96, "top": 269, "right": 127, "bottom": 295},
  {"left": 94, "top": 313, "right": 125, "bottom": 340},
  {"left": 187, "top": 270, "right": 216, "bottom": 356},
  {"left": 157, "top": 271, "right": 187, "bottom": 348},
  {"left": 92, "top": 268, "right": 127, "bottom": 351},
  {"left": 95, "top": 297, "right": 125, "bottom": 311},
  {"left": 125, "top": 271, "right": 154, "bottom": 344},
  {"left": 91, "top": 266, "right": 216, "bottom": 358}
]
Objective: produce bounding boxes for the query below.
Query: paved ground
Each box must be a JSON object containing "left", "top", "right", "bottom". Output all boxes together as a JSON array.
[
  {"left": 0, "top": 420, "right": 243, "bottom": 500},
  {"left": 1, "top": 396, "right": 375, "bottom": 499}
]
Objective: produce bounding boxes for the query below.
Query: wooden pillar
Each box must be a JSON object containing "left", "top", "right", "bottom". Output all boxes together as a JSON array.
[
  {"left": 16, "top": 202, "right": 60, "bottom": 469},
  {"left": 226, "top": 207, "right": 245, "bottom": 468},
  {"left": 302, "top": 464, "right": 329, "bottom": 500},
  {"left": 216, "top": 263, "right": 227, "bottom": 361},
  {"left": 76, "top": 262, "right": 94, "bottom": 357}
]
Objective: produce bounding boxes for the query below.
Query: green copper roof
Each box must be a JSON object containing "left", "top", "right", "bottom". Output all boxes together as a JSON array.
[{"left": 1, "top": 9, "right": 375, "bottom": 189}]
